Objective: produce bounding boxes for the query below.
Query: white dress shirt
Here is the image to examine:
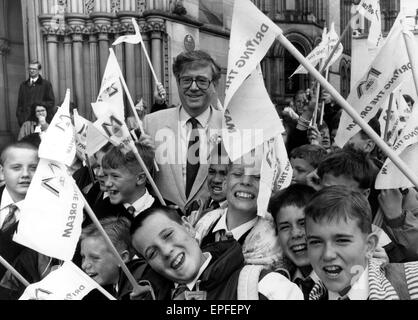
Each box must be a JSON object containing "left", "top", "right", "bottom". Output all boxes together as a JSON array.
[
  {"left": 212, "top": 209, "right": 258, "bottom": 242},
  {"left": 123, "top": 189, "right": 155, "bottom": 218},
  {"left": 328, "top": 266, "right": 369, "bottom": 300}
]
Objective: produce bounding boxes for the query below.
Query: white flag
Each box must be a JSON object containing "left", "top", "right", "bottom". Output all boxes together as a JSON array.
[
  {"left": 291, "top": 27, "right": 328, "bottom": 76},
  {"left": 38, "top": 89, "right": 76, "bottom": 166},
  {"left": 96, "top": 49, "right": 125, "bottom": 121},
  {"left": 93, "top": 107, "right": 136, "bottom": 154},
  {"left": 19, "top": 261, "right": 114, "bottom": 300},
  {"left": 73, "top": 110, "right": 108, "bottom": 157},
  {"left": 222, "top": 66, "right": 284, "bottom": 162},
  {"left": 358, "top": 0, "right": 383, "bottom": 50},
  {"left": 334, "top": 15, "right": 412, "bottom": 147},
  {"left": 13, "top": 159, "right": 84, "bottom": 261},
  {"left": 258, "top": 135, "right": 292, "bottom": 218},
  {"left": 375, "top": 101, "right": 418, "bottom": 189},
  {"left": 112, "top": 18, "right": 142, "bottom": 46},
  {"left": 325, "top": 22, "right": 344, "bottom": 69},
  {"left": 224, "top": 0, "right": 282, "bottom": 108}
]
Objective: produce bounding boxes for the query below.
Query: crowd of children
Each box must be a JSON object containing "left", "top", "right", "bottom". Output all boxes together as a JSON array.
[{"left": 1, "top": 49, "right": 418, "bottom": 300}]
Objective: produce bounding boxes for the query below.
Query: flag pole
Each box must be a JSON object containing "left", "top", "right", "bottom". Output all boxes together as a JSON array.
[
  {"left": 402, "top": 30, "right": 418, "bottom": 105},
  {"left": 109, "top": 49, "right": 144, "bottom": 135},
  {"left": 320, "top": 12, "right": 359, "bottom": 73},
  {"left": 139, "top": 38, "right": 160, "bottom": 86},
  {"left": 92, "top": 129, "right": 165, "bottom": 206},
  {"left": 275, "top": 31, "right": 418, "bottom": 190},
  {"left": 383, "top": 93, "right": 394, "bottom": 142},
  {"left": 0, "top": 255, "right": 30, "bottom": 287},
  {"left": 78, "top": 188, "right": 154, "bottom": 298},
  {"left": 130, "top": 146, "right": 167, "bottom": 206},
  {"left": 319, "top": 66, "right": 330, "bottom": 126}
]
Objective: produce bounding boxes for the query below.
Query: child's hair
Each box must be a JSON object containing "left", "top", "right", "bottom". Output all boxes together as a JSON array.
[
  {"left": 317, "top": 148, "right": 375, "bottom": 190},
  {"left": 102, "top": 141, "right": 155, "bottom": 176},
  {"left": 0, "top": 141, "right": 38, "bottom": 166},
  {"left": 130, "top": 206, "right": 183, "bottom": 236},
  {"left": 290, "top": 144, "right": 328, "bottom": 168},
  {"left": 304, "top": 185, "right": 372, "bottom": 234},
  {"left": 81, "top": 216, "right": 134, "bottom": 258},
  {"left": 269, "top": 184, "right": 316, "bottom": 226},
  {"left": 19, "top": 133, "right": 42, "bottom": 148},
  {"left": 358, "top": 116, "right": 381, "bottom": 140}
]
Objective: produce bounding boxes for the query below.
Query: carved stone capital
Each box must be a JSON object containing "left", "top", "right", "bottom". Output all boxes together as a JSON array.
[
  {"left": 39, "top": 14, "right": 67, "bottom": 35},
  {"left": 146, "top": 17, "right": 166, "bottom": 33}
]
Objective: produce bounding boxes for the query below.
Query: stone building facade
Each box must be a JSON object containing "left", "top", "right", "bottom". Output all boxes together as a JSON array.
[{"left": 0, "top": 0, "right": 352, "bottom": 146}]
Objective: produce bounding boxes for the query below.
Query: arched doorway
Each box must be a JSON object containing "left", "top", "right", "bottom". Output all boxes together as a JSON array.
[
  {"left": 262, "top": 31, "right": 314, "bottom": 109},
  {"left": 284, "top": 42, "right": 310, "bottom": 97}
]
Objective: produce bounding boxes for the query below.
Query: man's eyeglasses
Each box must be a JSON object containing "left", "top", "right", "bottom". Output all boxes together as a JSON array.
[{"left": 179, "top": 76, "right": 212, "bottom": 90}]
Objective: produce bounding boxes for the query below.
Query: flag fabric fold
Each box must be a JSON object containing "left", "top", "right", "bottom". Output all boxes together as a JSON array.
[
  {"left": 73, "top": 110, "right": 108, "bottom": 157},
  {"left": 334, "top": 15, "right": 412, "bottom": 147},
  {"left": 222, "top": 66, "right": 284, "bottom": 162},
  {"left": 112, "top": 18, "right": 142, "bottom": 46},
  {"left": 258, "top": 135, "right": 292, "bottom": 218},
  {"left": 375, "top": 102, "right": 418, "bottom": 189},
  {"left": 13, "top": 159, "right": 84, "bottom": 261},
  {"left": 95, "top": 49, "right": 125, "bottom": 121},
  {"left": 224, "top": 0, "right": 282, "bottom": 108},
  {"left": 38, "top": 89, "right": 76, "bottom": 166},
  {"left": 291, "top": 27, "right": 328, "bottom": 77},
  {"left": 358, "top": 0, "right": 383, "bottom": 50},
  {"left": 19, "top": 261, "right": 114, "bottom": 300}
]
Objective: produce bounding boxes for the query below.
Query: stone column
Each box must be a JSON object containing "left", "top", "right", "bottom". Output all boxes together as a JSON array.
[
  {"left": 139, "top": 20, "right": 152, "bottom": 107},
  {"left": 88, "top": 32, "right": 99, "bottom": 107},
  {"left": 63, "top": 35, "right": 74, "bottom": 98},
  {"left": 147, "top": 17, "right": 165, "bottom": 92},
  {"left": 91, "top": 13, "right": 113, "bottom": 78},
  {"left": 39, "top": 14, "right": 63, "bottom": 105},
  {"left": 0, "top": 38, "right": 10, "bottom": 134},
  {"left": 118, "top": 13, "right": 141, "bottom": 101},
  {"left": 45, "top": 33, "right": 60, "bottom": 100},
  {"left": 67, "top": 14, "right": 87, "bottom": 114}
]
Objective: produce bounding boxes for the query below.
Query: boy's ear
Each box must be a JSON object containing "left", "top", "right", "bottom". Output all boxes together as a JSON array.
[
  {"left": 117, "top": 249, "right": 131, "bottom": 265},
  {"left": 365, "top": 232, "right": 379, "bottom": 259},
  {"left": 364, "top": 139, "right": 376, "bottom": 154},
  {"left": 136, "top": 172, "right": 146, "bottom": 186},
  {"left": 181, "top": 216, "right": 196, "bottom": 239},
  {"left": 362, "top": 188, "right": 371, "bottom": 199}
]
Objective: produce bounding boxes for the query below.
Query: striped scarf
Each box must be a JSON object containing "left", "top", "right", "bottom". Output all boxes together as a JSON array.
[
  {"left": 368, "top": 258, "right": 418, "bottom": 300},
  {"left": 310, "top": 258, "right": 418, "bottom": 300}
]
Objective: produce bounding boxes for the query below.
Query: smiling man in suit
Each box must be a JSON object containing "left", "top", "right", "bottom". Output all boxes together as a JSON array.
[{"left": 144, "top": 50, "right": 223, "bottom": 214}]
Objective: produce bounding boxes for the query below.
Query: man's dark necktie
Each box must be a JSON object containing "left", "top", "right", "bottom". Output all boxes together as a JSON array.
[
  {"left": 1, "top": 204, "right": 18, "bottom": 232},
  {"left": 186, "top": 118, "right": 200, "bottom": 198},
  {"left": 127, "top": 206, "right": 136, "bottom": 216},
  {"left": 295, "top": 277, "right": 316, "bottom": 300},
  {"left": 209, "top": 200, "right": 220, "bottom": 210},
  {"left": 171, "top": 284, "right": 189, "bottom": 300}
]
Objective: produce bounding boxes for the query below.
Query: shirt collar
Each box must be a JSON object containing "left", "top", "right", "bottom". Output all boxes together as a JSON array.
[
  {"left": 123, "top": 189, "right": 154, "bottom": 217},
  {"left": 293, "top": 269, "right": 321, "bottom": 284},
  {"left": 179, "top": 105, "right": 212, "bottom": 129},
  {"left": 30, "top": 76, "right": 39, "bottom": 84},
  {"left": 175, "top": 252, "right": 212, "bottom": 291},
  {"left": 328, "top": 266, "right": 369, "bottom": 300},
  {"left": 0, "top": 187, "right": 23, "bottom": 211},
  {"left": 212, "top": 209, "right": 258, "bottom": 241}
]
